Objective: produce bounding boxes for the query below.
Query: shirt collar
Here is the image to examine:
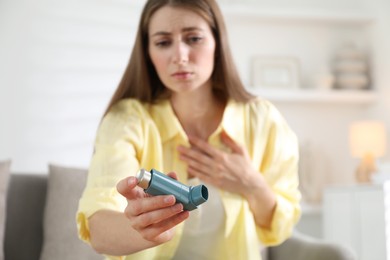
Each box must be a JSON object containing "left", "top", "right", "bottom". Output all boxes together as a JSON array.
[
  {"left": 149, "top": 99, "right": 245, "bottom": 144},
  {"left": 219, "top": 99, "right": 245, "bottom": 143},
  {"left": 149, "top": 99, "right": 185, "bottom": 143}
]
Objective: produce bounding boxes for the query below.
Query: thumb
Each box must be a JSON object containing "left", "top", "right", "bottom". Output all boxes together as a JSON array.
[{"left": 116, "top": 176, "right": 144, "bottom": 199}]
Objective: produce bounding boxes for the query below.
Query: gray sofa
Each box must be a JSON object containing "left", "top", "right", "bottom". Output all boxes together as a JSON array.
[{"left": 2, "top": 163, "right": 357, "bottom": 260}]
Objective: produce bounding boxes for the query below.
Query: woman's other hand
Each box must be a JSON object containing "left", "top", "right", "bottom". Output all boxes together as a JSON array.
[
  {"left": 177, "top": 131, "right": 262, "bottom": 197},
  {"left": 116, "top": 172, "right": 189, "bottom": 244}
]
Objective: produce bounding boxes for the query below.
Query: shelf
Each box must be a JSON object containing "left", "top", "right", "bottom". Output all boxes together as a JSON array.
[
  {"left": 221, "top": 5, "right": 374, "bottom": 25},
  {"left": 247, "top": 88, "right": 378, "bottom": 104}
]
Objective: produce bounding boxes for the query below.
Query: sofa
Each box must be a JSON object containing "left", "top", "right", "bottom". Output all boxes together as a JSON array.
[{"left": 1, "top": 160, "right": 357, "bottom": 260}]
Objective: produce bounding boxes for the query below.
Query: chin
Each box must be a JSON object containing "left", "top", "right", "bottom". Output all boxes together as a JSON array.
[
  {"left": 170, "top": 83, "right": 200, "bottom": 93},
  {"left": 165, "top": 79, "right": 211, "bottom": 94}
]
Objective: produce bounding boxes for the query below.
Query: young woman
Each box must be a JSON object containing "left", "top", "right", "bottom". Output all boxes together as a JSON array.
[{"left": 77, "top": 0, "right": 301, "bottom": 259}]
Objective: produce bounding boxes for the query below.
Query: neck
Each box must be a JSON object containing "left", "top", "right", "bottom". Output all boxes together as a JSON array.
[{"left": 170, "top": 88, "right": 225, "bottom": 140}]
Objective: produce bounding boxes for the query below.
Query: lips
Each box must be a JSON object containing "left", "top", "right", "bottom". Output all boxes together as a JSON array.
[{"left": 172, "top": 71, "right": 193, "bottom": 80}]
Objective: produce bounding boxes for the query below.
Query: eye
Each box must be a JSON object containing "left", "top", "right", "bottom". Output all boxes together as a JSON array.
[
  {"left": 155, "top": 40, "right": 171, "bottom": 47},
  {"left": 187, "top": 36, "right": 203, "bottom": 44}
]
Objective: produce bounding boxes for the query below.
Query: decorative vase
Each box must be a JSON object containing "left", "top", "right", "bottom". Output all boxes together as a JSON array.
[{"left": 333, "top": 43, "right": 369, "bottom": 90}]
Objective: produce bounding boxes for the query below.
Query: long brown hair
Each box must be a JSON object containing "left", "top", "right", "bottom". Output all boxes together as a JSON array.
[{"left": 104, "top": 0, "right": 254, "bottom": 116}]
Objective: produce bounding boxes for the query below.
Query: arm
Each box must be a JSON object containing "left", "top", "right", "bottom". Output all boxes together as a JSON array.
[
  {"left": 177, "top": 101, "right": 301, "bottom": 244},
  {"left": 241, "top": 173, "right": 277, "bottom": 229},
  {"left": 88, "top": 210, "right": 155, "bottom": 255},
  {"left": 87, "top": 175, "right": 189, "bottom": 256},
  {"left": 77, "top": 100, "right": 189, "bottom": 256}
]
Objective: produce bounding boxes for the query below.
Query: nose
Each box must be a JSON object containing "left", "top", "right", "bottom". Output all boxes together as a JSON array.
[{"left": 172, "top": 42, "right": 189, "bottom": 65}]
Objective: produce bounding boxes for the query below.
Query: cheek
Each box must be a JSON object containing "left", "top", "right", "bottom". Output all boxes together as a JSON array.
[
  {"left": 198, "top": 47, "right": 215, "bottom": 73},
  {"left": 149, "top": 50, "right": 167, "bottom": 76}
]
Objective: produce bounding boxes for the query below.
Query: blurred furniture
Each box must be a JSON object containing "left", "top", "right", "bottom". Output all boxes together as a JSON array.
[
  {"left": 295, "top": 203, "right": 323, "bottom": 239},
  {"left": 4, "top": 166, "right": 356, "bottom": 260},
  {"left": 269, "top": 230, "right": 356, "bottom": 260},
  {"left": 4, "top": 166, "right": 102, "bottom": 260},
  {"left": 349, "top": 120, "right": 387, "bottom": 183},
  {"left": 323, "top": 181, "right": 390, "bottom": 260}
]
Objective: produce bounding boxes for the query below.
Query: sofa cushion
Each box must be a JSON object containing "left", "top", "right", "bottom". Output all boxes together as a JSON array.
[
  {"left": 0, "top": 160, "right": 11, "bottom": 260},
  {"left": 4, "top": 173, "right": 47, "bottom": 260},
  {"left": 40, "top": 164, "right": 102, "bottom": 260},
  {"left": 268, "top": 231, "right": 357, "bottom": 260}
]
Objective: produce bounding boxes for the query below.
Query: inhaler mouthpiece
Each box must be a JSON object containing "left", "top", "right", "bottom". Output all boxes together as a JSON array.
[{"left": 136, "top": 168, "right": 208, "bottom": 211}]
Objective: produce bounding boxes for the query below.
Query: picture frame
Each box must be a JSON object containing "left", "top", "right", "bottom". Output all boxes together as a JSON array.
[{"left": 251, "top": 56, "right": 300, "bottom": 89}]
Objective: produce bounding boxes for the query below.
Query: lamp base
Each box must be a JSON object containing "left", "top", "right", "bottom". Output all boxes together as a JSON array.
[{"left": 355, "top": 154, "right": 377, "bottom": 183}]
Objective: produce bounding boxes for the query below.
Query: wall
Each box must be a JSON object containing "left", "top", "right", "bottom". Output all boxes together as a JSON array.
[
  {"left": 0, "top": 0, "right": 144, "bottom": 172},
  {"left": 0, "top": 0, "right": 389, "bottom": 201},
  {"left": 221, "top": 0, "right": 390, "bottom": 195}
]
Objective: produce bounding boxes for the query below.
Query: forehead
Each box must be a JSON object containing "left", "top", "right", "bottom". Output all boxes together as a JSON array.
[{"left": 149, "top": 6, "right": 210, "bottom": 34}]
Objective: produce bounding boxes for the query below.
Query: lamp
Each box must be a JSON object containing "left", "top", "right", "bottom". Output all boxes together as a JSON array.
[{"left": 349, "top": 121, "right": 387, "bottom": 183}]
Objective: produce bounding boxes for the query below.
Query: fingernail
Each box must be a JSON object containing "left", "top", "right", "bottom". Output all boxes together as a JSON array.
[
  {"left": 164, "top": 195, "right": 174, "bottom": 204},
  {"left": 128, "top": 177, "right": 136, "bottom": 186},
  {"left": 173, "top": 203, "right": 183, "bottom": 211}
]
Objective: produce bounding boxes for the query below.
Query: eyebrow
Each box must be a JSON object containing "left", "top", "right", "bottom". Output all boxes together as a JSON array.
[{"left": 150, "top": 27, "right": 204, "bottom": 37}]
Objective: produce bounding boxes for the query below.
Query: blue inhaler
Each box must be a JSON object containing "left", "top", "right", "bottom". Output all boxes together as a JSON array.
[{"left": 136, "top": 168, "right": 208, "bottom": 211}]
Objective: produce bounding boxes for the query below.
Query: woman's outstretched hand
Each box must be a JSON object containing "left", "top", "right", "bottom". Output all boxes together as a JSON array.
[
  {"left": 116, "top": 172, "right": 189, "bottom": 244},
  {"left": 177, "top": 131, "right": 263, "bottom": 197}
]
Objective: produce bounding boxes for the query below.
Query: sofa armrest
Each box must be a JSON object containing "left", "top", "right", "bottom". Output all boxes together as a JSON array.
[{"left": 268, "top": 231, "right": 357, "bottom": 260}]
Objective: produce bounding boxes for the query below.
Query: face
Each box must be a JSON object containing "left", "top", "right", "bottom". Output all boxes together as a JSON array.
[{"left": 148, "top": 6, "right": 216, "bottom": 95}]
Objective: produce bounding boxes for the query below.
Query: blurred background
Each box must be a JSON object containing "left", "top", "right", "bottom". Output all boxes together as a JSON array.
[
  {"left": 1, "top": 0, "right": 390, "bottom": 194},
  {"left": 1, "top": 0, "right": 390, "bottom": 189},
  {"left": 1, "top": 0, "right": 390, "bottom": 257}
]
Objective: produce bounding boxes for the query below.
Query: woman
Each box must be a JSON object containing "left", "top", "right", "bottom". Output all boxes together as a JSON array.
[{"left": 77, "top": 0, "right": 301, "bottom": 259}]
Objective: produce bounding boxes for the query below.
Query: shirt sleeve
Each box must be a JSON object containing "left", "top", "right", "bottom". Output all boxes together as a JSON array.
[
  {"left": 76, "top": 100, "right": 150, "bottom": 245},
  {"left": 254, "top": 100, "right": 302, "bottom": 245}
]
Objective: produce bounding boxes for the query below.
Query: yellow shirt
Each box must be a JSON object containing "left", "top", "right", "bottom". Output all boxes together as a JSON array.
[{"left": 77, "top": 97, "right": 301, "bottom": 260}]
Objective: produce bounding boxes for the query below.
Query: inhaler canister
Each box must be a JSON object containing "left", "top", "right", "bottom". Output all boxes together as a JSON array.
[{"left": 136, "top": 168, "right": 208, "bottom": 211}]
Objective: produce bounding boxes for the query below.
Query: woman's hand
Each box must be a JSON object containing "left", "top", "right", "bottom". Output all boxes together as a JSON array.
[
  {"left": 178, "top": 132, "right": 276, "bottom": 228},
  {"left": 116, "top": 172, "right": 189, "bottom": 244},
  {"left": 177, "top": 131, "right": 262, "bottom": 197}
]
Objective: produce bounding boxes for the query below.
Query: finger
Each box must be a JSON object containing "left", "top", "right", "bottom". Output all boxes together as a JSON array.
[
  {"left": 127, "top": 195, "right": 176, "bottom": 216},
  {"left": 187, "top": 165, "right": 237, "bottom": 189},
  {"left": 117, "top": 176, "right": 145, "bottom": 199},
  {"left": 141, "top": 211, "right": 190, "bottom": 242},
  {"left": 132, "top": 203, "right": 184, "bottom": 229},
  {"left": 187, "top": 135, "right": 219, "bottom": 158},
  {"left": 180, "top": 153, "right": 212, "bottom": 176},
  {"left": 178, "top": 145, "right": 214, "bottom": 166},
  {"left": 167, "top": 171, "right": 178, "bottom": 180},
  {"left": 221, "top": 131, "right": 245, "bottom": 154},
  {"left": 187, "top": 166, "right": 217, "bottom": 186}
]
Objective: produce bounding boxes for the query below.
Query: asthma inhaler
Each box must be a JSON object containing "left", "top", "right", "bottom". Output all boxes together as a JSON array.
[{"left": 136, "top": 168, "right": 208, "bottom": 211}]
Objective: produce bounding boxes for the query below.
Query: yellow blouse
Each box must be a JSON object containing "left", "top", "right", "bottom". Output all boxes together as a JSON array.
[{"left": 77, "top": 97, "right": 301, "bottom": 260}]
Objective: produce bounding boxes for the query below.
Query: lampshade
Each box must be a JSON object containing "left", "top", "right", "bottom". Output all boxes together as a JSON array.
[{"left": 349, "top": 121, "right": 387, "bottom": 158}]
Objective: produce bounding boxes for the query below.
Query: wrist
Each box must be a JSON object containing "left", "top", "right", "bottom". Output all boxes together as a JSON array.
[
  {"left": 242, "top": 173, "right": 277, "bottom": 228},
  {"left": 241, "top": 172, "right": 265, "bottom": 199}
]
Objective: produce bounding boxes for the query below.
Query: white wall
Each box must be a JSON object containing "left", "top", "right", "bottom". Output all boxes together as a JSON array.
[
  {"left": 222, "top": 0, "right": 390, "bottom": 193},
  {"left": 0, "top": 0, "right": 144, "bottom": 172},
  {"left": 1, "top": 0, "right": 389, "bottom": 201}
]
